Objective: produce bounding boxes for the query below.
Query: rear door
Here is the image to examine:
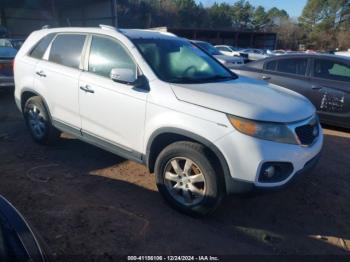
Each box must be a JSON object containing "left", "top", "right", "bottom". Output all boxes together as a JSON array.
[
  {"left": 262, "top": 57, "right": 313, "bottom": 99},
  {"left": 34, "top": 33, "right": 87, "bottom": 131},
  {"left": 310, "top": 58, "right": 350, "bottom": 127}
]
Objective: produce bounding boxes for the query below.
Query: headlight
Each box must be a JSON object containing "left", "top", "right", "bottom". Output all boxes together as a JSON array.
[{"left": 227, "top": 115, "right": 297, "bottom": 144}]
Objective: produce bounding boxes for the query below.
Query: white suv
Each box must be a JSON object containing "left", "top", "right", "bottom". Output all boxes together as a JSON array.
[{"left": 14, "top": 26, "right": 323, "bottom": 215}]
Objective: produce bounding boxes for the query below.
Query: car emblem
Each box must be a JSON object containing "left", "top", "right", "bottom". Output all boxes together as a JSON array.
[{"left": 312, "top": 126, "right": 318, "bottom": 137}]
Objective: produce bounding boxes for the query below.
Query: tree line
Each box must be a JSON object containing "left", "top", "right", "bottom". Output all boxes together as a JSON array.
[{"left": 116, "top": 0, "right": 350, "bottom": 50}]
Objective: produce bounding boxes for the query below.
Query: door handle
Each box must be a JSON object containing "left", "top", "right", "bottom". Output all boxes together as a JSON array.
[
  {"left": 311, "top": 85, "right": 322, "bottom": 90},
  {"left": 36, "top": 70, "right": 46, "bottom": 77},
  {"left": 80, "top": 85, "right": 95, "bottom": 93},
  {"left": 262, "top": 75, "right": 270, "bottom": 80}
]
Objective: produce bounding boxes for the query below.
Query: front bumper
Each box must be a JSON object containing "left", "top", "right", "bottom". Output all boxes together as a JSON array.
[{"left": 214, "top": 125, "right": 323, "bottom": 194}]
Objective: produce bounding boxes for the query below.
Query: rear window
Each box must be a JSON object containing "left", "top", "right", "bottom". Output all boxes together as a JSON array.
[
  {"left": 29, "top": 34, "right": 55, "bottom": 59},
  {"left": 314, "top": 59, "right": 350, "bottom": 82},
  {"left": 276, "top": 58, "right": 307, "bottom": 75},
  {"left": 48, "top": 34, "right": 86, "bottom": 68}
]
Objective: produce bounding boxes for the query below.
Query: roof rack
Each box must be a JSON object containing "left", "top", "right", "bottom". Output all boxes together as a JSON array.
[
  {"left": 99, "top": 24, "right": 117, "bottom": 31},
  {"left": 41, "top": 25, "right": 50, "bottom": 29}
]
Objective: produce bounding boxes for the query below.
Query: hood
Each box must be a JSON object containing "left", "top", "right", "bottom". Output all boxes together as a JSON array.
[
  {"left": 170, "top": 76, "right": 315, "bottom": 123},
  {"left": 214, "top": 55, "right": 242, "bottom": 62}
]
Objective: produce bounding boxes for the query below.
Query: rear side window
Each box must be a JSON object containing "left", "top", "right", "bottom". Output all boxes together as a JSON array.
[
  {"left": 314, "top": 59, "right": 350, "bottom": 82},
  {"left": 265, "top": 60, "right": 277, "bottom": 71},
  {"left": 276, "top": 58, "right": 307, "bottom": 75},
  {"left": 29, "top": 34, "right": 55, "bottom": 59},
  {"left": 49, "top": 34, "right": 86, "bottom": 68},
  {"left": 88, "top": 36, "right": 136, "bottom": 78}
]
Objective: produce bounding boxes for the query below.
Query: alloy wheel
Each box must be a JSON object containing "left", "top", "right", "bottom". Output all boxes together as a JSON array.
[{"left": 164, "top": 157, "right": 206, "bottom": 206}]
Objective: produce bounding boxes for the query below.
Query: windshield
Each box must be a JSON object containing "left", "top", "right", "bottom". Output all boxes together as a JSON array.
[
  {"left": 194, "top": 42, "right": 222, "bottom": 56},
  {"left": 132, "top": 38, "right": 236, "bottom": 84}
]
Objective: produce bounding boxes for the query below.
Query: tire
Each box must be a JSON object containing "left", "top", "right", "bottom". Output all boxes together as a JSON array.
[
  {"left": 23, "top": 96, "right": 60, "bottom": 145},
  {"left": 155, "top": 141, "right": 225, "bottom": 216}
]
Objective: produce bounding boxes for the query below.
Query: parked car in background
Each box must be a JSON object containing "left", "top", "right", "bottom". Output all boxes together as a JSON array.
[
  {"left": 0, "top": 47, "right": 17, "bottom": 89},
  {"left": 191, "top": 40, "right": 244, "bottom": 68},
  {"left": 214, "top": 45, "right": 249, "bottom": 62},
  {"left": 14, "top": 26, "right": 322, "bottom": 215},
  {"left": 335, "top": 49, "right": 350, "bottom": 58},
  {"left": 215, "top": 45, "right": 241, "bottom": 56},
  {"left": 240, "top": 48, "right": 270, "bottom": 61},
  {"left": 271, "top": 50, "right": 287, "bottom": 56},
  {"left": 234, "top": 54, "right": 350, "bottom": 128},
  {"left": 0, "top": 38, "right": 24, "bottom": 50}
]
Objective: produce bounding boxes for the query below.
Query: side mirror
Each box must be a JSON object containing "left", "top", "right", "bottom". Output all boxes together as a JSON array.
[{"left": 110, "top": 68, "right": 137, "bottom": 84}]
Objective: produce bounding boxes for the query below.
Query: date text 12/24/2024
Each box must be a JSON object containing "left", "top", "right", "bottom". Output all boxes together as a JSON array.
[{"left": 127, "top": 256, "right": 220, "bottom": 261}]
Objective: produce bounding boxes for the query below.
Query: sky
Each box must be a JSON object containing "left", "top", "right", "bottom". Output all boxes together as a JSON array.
[{"left": 197, "top": 0, "right": 308, "bottom": 18}]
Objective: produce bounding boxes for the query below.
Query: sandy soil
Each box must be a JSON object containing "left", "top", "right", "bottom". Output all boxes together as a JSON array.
[{"left": 0, "top": 90, "right": 349, "bottom": 261}]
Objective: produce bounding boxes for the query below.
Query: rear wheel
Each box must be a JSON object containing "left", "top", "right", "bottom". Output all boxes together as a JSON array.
[
  {"left": 155, "top": 141, "right": 225, "bottom": 216},
  {"left": 23, "top": 96, "right": 60, "bottom": 145}
]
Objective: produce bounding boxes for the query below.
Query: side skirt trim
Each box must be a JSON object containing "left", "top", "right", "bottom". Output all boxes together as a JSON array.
[{"left": 52, "top": 119, "right": 144, "bottom": 164}]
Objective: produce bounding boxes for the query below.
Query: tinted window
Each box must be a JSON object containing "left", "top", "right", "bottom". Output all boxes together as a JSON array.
[
  {"left": 49, "top": 34, "right": 85, "bottom": 68},
  {"left": 29, "top": 34, "right": 55, "bottom": 59},
  {"left": 277, "top": 58, "right": 307, "bottom": 75},
  {"left": 88, "top": 36, "right": 136, "bottom": 78},
  {"left": 265, "top": 60, "right": 277, "bottom": 71},
  {"left": 314, "top": 59, "right": 350, "bottom": 82}
]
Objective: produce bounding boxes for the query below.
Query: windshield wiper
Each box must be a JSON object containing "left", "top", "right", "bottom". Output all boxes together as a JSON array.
[
  {"left": 168, "top": 75, "right": 235, "bottom": 84},
  {"left": 200, "top": 75, "right": 235, "bottom": 81}
]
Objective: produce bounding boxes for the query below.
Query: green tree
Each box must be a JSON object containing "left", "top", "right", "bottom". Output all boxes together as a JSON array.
[
  {"left": 251, "top": 6, "right": 270, "bottom": 30},
  {"left": 299, "top": 0, "right": 349, "bottom": 49},
  {"left": 231, "top": 0, "right": 254, "bottom": 29},
  {"left": 207, "top": 3, "right": 232, "bottom": 28}
]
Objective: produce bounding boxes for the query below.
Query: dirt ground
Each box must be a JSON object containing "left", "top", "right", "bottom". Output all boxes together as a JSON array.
[{"left": 0, "top": 90, "right": 349, "bottom": 260}]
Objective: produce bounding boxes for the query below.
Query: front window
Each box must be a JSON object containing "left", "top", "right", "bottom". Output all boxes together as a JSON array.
[
  {"left": 314, "top": 59, "right": 350, "bottom": 82},
  {"left": 88, "top": 36, "right": 136, "bottom": 78},
  {"left": 132, "top": 38, "right": 236, "bottom": 84}
]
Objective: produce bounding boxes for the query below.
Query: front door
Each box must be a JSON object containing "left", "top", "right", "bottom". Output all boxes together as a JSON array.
[{"left": 79, "top": 35, "right": 148, "bottom": 155}]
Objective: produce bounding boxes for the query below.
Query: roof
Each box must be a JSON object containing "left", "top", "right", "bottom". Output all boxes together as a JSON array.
[
  {"left": 34, "top": 26, "right": 179, "bottom": 40},
  {"left": 246, "top": 53, "right": 350, "bottom": 68},
  {"left": 268, "top": 53, "right": 350, "bottom": 61}
]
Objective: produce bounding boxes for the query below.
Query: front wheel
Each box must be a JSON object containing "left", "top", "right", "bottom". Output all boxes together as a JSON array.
[{"left": 155, "top": 141, "right": 225, "bottom": 216}]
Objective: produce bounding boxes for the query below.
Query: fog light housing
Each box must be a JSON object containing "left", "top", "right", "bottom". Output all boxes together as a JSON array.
[{"left": 259, "top": 162, "right": 293, "bottom": 183}]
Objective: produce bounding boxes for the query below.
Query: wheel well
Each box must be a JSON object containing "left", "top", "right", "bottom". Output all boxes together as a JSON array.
[
  {"left": 21, "top": 91, "right": 37, "bottom": 111},
  {"left": 147, "top": 133, "right": 226, "bottom": 193}
]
